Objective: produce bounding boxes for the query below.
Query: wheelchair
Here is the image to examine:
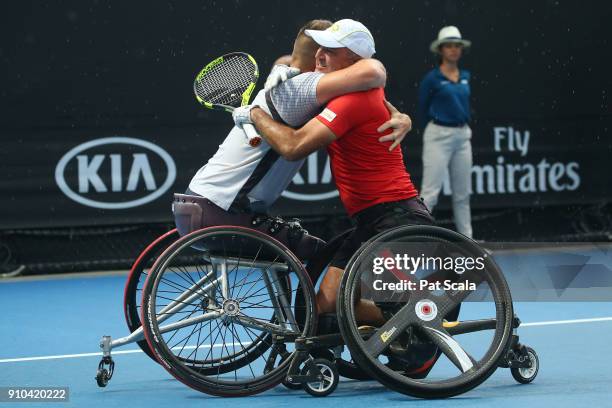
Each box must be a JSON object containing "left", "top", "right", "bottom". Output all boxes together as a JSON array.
[{"left": 96, "top": 200, "right": 539, "bottom": 398}]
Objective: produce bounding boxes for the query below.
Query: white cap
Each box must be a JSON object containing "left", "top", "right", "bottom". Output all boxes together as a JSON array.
[
  {"left": 305, "top": 19, "right": 376, "bottom": 59},
  {"left": 430, "top": 26, "right": 471, "bottom": 54}
]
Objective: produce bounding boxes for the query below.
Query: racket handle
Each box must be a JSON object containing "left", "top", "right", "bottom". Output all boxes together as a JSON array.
[{"left": 243, "top": 123, "right": 262, "bottom": 147}]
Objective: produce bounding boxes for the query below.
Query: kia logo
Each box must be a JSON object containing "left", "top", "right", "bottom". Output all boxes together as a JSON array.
[
  {"left": 55, "top": 137, "right": 176, "bottom": 209},
  {"left": 281, "top": 150, "right": 339, "bottom": 201}
]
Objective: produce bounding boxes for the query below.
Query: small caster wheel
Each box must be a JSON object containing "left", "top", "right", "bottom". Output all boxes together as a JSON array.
[
  {"left": 302, "top": 358, "right": 339, "bottom": 397},
  {"left": 96, "top": 368, "right": 109, "bottom": 387},
  {"left": 511, "top": 346, "right": 539, "bottom": 384}
]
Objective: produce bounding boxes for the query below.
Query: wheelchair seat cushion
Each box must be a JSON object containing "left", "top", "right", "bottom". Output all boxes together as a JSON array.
[{"left": 173, "top": 193, "right": 324, "bottom": 262}]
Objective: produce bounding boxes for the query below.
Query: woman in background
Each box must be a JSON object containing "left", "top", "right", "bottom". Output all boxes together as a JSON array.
[{"left": 418, "top": 25, "right": 474, "bottom": 238}]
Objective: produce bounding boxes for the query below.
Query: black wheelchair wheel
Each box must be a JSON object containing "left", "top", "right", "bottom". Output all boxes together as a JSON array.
[
  {"left": 124, "top": 229, "right": 180, "bottom": 361},
  {"left": 141, "top": 226, "right": 317, "bottom": 397},
  {"left": 337, "top": 225, "right": 514, "bottom": 398}
]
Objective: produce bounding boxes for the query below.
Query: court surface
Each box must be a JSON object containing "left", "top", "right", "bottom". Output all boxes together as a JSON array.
[{"left": 1, "top": 266, "right": 611, "bottom": 408}]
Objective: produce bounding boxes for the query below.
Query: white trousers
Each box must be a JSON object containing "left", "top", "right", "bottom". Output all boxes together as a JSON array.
[{"left": 420, "top": 122, "right": 473, "bottom": 238}]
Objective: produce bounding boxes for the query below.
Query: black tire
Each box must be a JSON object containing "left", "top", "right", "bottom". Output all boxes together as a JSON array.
[
  {"left": 338, "top": 225, "right": 514, "bottom": 399},
  {"left": 124, "top": 229, "right": 179, "bottom": 361},
  {"left": 95, "top": 369, "right": 109, "bottom": 387},
  {"left": 302, "top": 358, "right": 339, "bottom": 397},
  {"left": 511, "top": 347, "right": 539, "bottom": 384},
  {"left": 142, "top": 226, "right": 317, "bottom": 397}
]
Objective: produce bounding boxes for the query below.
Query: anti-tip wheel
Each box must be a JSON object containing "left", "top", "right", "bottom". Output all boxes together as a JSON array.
[
  {"left": 511, "top": 347, "right": 539, "bottom": 384},
  {"left": 302, "top": 358, "right": 339, "bottom": 397},
  {"left": 96, "top": 369, "right": 109, "bottom": 387}
]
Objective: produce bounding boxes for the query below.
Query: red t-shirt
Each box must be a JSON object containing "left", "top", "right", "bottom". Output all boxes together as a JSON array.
[{"left": 316, "top": 88, "right": 418, "bottom": 216}]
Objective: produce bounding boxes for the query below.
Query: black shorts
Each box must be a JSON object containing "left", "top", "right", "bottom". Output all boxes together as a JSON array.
[{"left": 330, "top": 198, "right": 434, "bottom": 269}]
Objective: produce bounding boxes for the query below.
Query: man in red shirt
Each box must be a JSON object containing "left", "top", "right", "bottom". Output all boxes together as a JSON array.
[{"left": 234, "top": 19, "right": 434, "bottom": 326}]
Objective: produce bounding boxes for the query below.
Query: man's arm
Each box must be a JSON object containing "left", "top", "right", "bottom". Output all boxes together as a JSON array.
[
  {"left": 235, "top": 99, "right": 413, "bottom": 158},
  {"left": 250, "top": 108, "right": 336, "bottom": 161},
  {"left": 316, "top": 59, "right": 386, "bottom": 104}
]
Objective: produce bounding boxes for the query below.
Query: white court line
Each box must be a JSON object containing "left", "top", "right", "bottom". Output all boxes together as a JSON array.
[
  {"left": 1, "top": 316, "right": 611, "bottom": 364},
  {"left": 521, "top": 316, "right": 612, "bottom": 327},
  {"left": 0, "top": 342, "right": 251, "bottom": 364}
]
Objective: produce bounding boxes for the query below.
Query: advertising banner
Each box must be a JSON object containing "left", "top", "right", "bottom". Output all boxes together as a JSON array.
[
  {"left": 1, "top": 118, "right": 609, "bottom": 229},
  {"left": 1, "top": 1, "right": 609, "bottom": 229}
]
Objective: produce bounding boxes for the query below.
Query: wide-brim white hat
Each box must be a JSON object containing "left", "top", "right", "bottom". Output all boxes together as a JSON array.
[{"left": 430, "top": 25, "right": 471, "bottom": 53}]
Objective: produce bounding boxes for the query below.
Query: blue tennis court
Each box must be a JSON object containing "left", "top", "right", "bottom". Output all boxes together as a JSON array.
[{"left": 1, "top": 259, "right": 611, "bottom": 408}]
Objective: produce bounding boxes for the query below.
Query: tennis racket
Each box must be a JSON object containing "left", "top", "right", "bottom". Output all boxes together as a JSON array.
[{"left": 193, "top": 52, "right": 262, "bottom": 147}]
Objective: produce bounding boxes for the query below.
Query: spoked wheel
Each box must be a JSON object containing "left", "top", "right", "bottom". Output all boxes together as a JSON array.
[
  {"left": 338, "top": 225, "right": 514, "bottom": 399},
  {"left": 124, "top": 228, "right": 271, "bottom": 372},
  {"left": 141, "top": 226, "right": 317, "bottom": 397},
  {"left": 124, "top": 228, "right": 180, "bottom": 360}
]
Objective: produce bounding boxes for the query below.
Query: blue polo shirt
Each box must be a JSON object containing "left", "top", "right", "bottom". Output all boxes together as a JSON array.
[{"left": 418, "top": 67, "right": 471, "bottom": 128}]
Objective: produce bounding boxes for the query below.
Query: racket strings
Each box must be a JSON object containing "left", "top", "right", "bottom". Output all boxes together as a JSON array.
[{"left": 195, "top": 55, "right": 256, "bottom": 108}]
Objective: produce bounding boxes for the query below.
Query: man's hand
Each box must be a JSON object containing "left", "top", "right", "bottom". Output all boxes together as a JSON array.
[
  {"left": 232, "top": 104, "right": 258, "bottom": 128},
  {"left": 264, "top": 64, "right": 301, "bottom": 92},
  {"left": 377, "top": 100, "right": 412, "bottom": 151}
]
